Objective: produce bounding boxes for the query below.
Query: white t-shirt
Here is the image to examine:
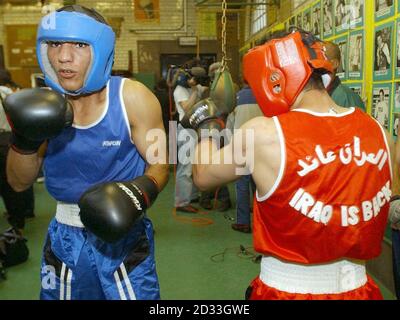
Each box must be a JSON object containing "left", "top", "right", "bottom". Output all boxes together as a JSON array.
[
  {"left": 0, "top": 86, "right": 12, "bottom": 132},
  {"left": 173, "top": 84, "right": 205, "bottom": 121}
]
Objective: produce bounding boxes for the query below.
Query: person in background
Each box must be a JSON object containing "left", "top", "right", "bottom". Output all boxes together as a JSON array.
[
  {"left": 173, "top": 63, "right": 207, "bottom": 213},
  {"left": 324, "top": 41, "right": 366, "bottom": 111},
  {"left": 199, "top": 62, "right": 232, "bottom": 212},
  {"left": 230, "top": 84, "right": 262, "bottom": 233},
  {"left": 0, "top": 68, "right": 32, "bottom": 271}
]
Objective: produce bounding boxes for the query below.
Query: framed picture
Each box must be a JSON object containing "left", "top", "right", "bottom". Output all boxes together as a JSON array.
[
  {"left": 334, "top": 35, "right": 348, "bottom": 80},
  {"left": 393, "top": 82, "right": 400, "bottom": 113},
  {"left": 322, "top": 0, "right": 334, "bottom": 38},
  {"left": 134, "top": 0, "right": 160, "bottom": 22},
  {"left": 334, "top": 0, "right": 349, "bottom": 34},
  {"left": 393, "top": 112, "right": 400, "bottom": 138},
  {"left": 372, "top": 84, "right": 391, "bottom": 130},
  {"left": 373, "top": 22, "right": 394, "bottom": 81},
  {"left": 349, "top": 0, "right": 364, "bottom": 29},
  {"left": 311, "top": 2, "right": 322, "bottom": 38},
  {"left": 348, "top": 30, "right": 364, "bottom": 80},
  {"left": 303, "top": 9, "right": 312, "bottom": 32},
  {"left": 375, "top": 0, "right": 394, "bottom": 22},
  {"left": 396, "top": 19, "right": 400, "bottom": 78}
]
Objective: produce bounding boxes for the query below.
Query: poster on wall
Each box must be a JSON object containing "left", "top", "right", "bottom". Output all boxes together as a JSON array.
[
  {"left": 374, "top": 22, "right": 393, "bottom": 81},
  {"left": 334, "top": 0, "right": 349, "bottom": 34},
  {"left": 393, "top": 82, "right": 400, "bottom": 113},
  {"left": 349, "top": 0, "right": 364, "bottom": 29},
  {"left": 394, "top": 83, "right": 400, "bottom": 138},
  {"left": 334, "top": 35, "right": 348, "bottom": 80},
  {"left": 375, "top": 0, "right": 394, "bottom": 22},
  {"left": 393, "top": 112, "right": 399, "bottom": 138},
  {"left": 372, "top": 84, "right": 391, "bottom": 130},
  {"left": 396, "top": 19, "right": 400, "bottom": 78},
  {"left": 348, "top": 30, "right": 364, "bottom": 80},
  {"left": 323, "top": 0, "right": 334, "bottom": 38},
  {"left": 311, "top": 2, "right": 321, "bottom": 38},
  {"left": 303, "top": 9, "right": 312, "bottom": 32},
  {"left": 134, "top": 0, "right": 160, "bottom": 22}
]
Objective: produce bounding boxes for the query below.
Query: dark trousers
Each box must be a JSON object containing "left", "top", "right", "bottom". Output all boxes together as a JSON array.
[
  {"left": 0, "top": 137, "right": 34, "bottom": 229},
  {"left": 200, "top": 185, "right": 230, "bottom": 202}
]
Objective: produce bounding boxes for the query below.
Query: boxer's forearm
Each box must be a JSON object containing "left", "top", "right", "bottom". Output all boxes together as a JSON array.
[
  {"left": 193, "top": 139, "right": 240, "bottom": 191},
  {"left": 145, "top": 163, "right": 169, "bottom": 191},
  {"left": 7, "top": 149, "right": 43, "bottom": 192}
]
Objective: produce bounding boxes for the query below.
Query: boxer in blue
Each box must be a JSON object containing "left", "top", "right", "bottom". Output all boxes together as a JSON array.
[{"left": 4, "top": 5, "right": 169, "bottom": 300}]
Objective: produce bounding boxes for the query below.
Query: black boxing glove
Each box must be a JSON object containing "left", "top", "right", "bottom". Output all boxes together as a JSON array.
[
  {"left": 180, "top": 97, "right": 232, "bottom": 141},
  {"left": 3, "top": 88, "right": 73, "bottom": 154},
  {"left": 78, "top": 175, "right": 159, "bottom": 243}
]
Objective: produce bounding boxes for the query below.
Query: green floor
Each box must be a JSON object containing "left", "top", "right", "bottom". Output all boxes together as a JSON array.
[{"left": 0, "top": 179, "right": 396, "bottom": 300}]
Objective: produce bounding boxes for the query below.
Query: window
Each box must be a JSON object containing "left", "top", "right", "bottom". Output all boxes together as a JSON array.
[{"left": 251, "top": 3, "right": 267, "bottom": 35}]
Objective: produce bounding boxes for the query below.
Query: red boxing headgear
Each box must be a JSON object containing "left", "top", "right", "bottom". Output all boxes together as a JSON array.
[{"left": 243, "top": 31, "right": 333, "bottom": 117}]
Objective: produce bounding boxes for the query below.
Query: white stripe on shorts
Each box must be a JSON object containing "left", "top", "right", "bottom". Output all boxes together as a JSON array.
[
  {"left": 120, "top": 263, "right": 136, "bottom": 300},
  {"left": 114, "top": 270, "right": 127, "bottom": 300},
  {"left": 60, "top": 263, "right": 66, "bottom": 300}
]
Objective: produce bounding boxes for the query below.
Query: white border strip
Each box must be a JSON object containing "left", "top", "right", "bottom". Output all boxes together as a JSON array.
[
  {"left": 292, "top": 107, "right": 355, "bottom": 117},
  {"left": 119, "top": 78, "right": 134, "bottom": 143}
]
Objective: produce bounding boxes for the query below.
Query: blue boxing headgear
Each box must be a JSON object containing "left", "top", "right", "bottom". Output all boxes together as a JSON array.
[{"left": 36, "top": 6, "right": 115, "bottom": 95}]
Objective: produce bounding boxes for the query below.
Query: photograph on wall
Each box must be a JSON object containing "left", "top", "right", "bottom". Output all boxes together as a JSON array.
[
  {"left": 335, "top": 0, "right": 350, "bottom": 34},
  {"left": 348, "top": 30, "right": 364, "bottom": 80},
  {"left": 334, "top": 35, "right": 348, "bottom": 80},
  {"left": 323, "top": 0, "right": 334, "bottom": 38},
  {"left": 303, "top": 9, "right": 312, "bottom": 32},
  {"left": 375, "top": 0, "right": 394, "bottom": 22},
  {"left": 393, "top": 82, "right": 400, "bottom": 112},
  {"left": 349, "top": 0, "right": 364, "bottom": 29},
  {"left": 372, "top": 84, "right": 391, "bottom": 130},
  {"left": 134, "top": 0, "right": 160, "bottom": 22},
  {"left": 296, "top": 12, "right": 303, "bottom": 29},
  {"left": 311, "top": 3, "right": 322, "bottom": 38},
  {"left": 396, "top": 19, "right": 400, "bottom": 78},
  {"left": 374, "top": 22, "right": 394, "bottom": 81},
  {"left": 393, "top": 112, "right": 400, "bottom": 138}
]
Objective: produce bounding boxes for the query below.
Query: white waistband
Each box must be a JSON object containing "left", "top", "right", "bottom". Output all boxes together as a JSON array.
[
  {"left": 55, "top": 202, "right": 85, "bottom": 228},
  {"left": 260, "top": 256, "right": 367, "bottom": 295}
]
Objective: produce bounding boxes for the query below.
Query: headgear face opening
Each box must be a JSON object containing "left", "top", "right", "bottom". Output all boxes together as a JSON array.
[
  {"left": 243, "top": 31, "right": 333, "bottom": 117},
  {"left": 36, "top": 6, "right": 115, "bottom": 95}
]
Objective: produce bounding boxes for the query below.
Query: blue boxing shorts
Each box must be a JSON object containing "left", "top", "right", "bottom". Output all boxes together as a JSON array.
[{"left": 40, "top": 204, "right": 160, "bottom": 300}]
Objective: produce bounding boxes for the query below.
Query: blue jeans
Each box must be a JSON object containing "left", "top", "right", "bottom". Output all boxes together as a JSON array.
[
  {"left": 235, "top": 175, "right": 255, "bottom": 225},
  {"left": 392, "top": 229, "right": 400, "bottom": 299},
  {"left": 175, "top": 125, "right": 198, "bottom": 207}
]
